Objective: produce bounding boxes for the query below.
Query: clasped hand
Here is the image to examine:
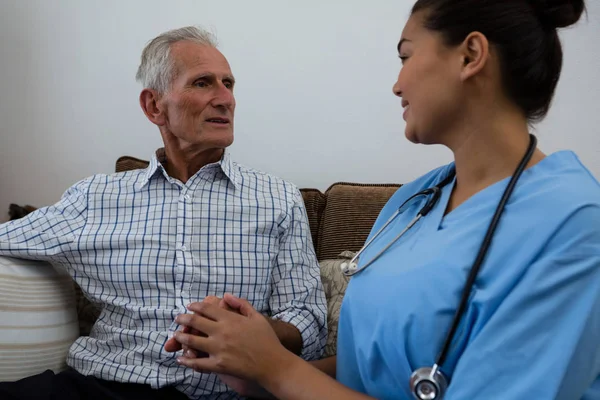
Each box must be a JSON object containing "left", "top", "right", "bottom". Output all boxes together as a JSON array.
[{"left": 164, "top": 294, "right": 286, "bottom": 396}]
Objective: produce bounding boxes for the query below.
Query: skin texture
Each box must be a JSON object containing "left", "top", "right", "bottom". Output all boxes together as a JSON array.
[{"left": 139, "top": 41, "right": 236, "bottom": 183}]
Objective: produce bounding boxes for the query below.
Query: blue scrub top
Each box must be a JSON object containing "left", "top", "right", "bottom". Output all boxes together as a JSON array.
[{"left": 337, "top": 151, "right": 600, "bottom": 399}]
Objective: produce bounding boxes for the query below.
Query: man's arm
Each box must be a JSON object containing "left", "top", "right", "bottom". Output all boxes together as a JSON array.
[
  {"left": 0, "top": 178, "right": 90, "bottom": 261},
  {"left": 310, "top": 356, "right": 336, "bottom": 378},
  {"left": 266, "top": 318, "right": 302, "bottom": 355},
  {"left": 268, "top": 186, "right": 328, "bottom": 360}
]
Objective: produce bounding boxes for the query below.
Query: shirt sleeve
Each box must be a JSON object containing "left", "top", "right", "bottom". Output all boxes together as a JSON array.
[
  {"left": 269, "top": 186, "right": 328, "bottom": 361},
  {"left": 446, "top": 205, "right": 600, "bottom": 399},
  {"left": 0, "top": 178, "right": 90, "bottom": 262}
]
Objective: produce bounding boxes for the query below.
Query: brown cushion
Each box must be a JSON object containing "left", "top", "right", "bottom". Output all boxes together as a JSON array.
[
  {"left": 317, "top": 182, "right": 400, "bottom": 260},
  {"left": 115, "top": 156, "right": 149, "bottom": 173},
  {"left": 299, "top": 189, "right": 326, "bottom": 256},
  {"left": 8, "top": 204, "right": 37, "bottom": 220}
]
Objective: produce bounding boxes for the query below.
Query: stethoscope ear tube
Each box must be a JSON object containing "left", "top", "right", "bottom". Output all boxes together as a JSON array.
[
  {"left": 432, "top": 134, "right": 537, "bottom": 371},
  {"left": 410, "top": 134, "right": 537, "bottom": 400}
]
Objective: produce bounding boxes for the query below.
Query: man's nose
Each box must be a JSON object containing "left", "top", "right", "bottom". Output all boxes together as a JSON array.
[{"left": 211, "top": 83, "right": 235, "bottom": 109}]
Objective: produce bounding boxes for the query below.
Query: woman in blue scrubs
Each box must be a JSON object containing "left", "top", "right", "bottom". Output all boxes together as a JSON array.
[{"left": 169, "top": 0, "right": 600, "bottom": 398}]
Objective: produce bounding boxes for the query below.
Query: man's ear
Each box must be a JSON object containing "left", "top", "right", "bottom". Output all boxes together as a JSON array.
[
  {"left": 139, "top": 89, "right": 166, "bottom": 126},
  {"left": 459, "top": 31, "right": 489, "bottom": 82}
]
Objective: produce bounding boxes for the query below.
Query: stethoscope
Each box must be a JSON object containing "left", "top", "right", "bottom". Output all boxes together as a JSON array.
[{"left": 340, "top": 135, "right": 537, "bottom": 400}]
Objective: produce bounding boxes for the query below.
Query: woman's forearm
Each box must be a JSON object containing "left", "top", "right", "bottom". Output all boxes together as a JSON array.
[{"left": 261, "top": 353, "right": 375, "bottom": 400}]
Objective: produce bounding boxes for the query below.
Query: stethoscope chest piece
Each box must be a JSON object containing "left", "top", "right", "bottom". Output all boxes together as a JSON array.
[{"left": 410, "top": 366, "right": 448, "bottom": 400}]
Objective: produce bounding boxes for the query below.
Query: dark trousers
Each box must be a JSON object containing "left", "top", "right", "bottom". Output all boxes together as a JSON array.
[{"left": 0, "top": 369, "right": 189, "bottom": 400}]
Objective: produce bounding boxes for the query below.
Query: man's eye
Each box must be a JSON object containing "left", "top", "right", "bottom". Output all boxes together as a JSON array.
[
  {"left": 194, "top": 81, "right": 208, "bottom": 87},
  {"left": 224, "top": 81, "right": 233, "bottom": 89}
]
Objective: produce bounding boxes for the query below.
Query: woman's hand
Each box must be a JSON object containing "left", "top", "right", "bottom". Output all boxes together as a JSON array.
[
  {"left": 173, "top": 293, "right": 292, "bottom": 383},
  {"left": 165, "top": 295, "right": 227, "bottom": 356},
  {"left": 165, "top": 296, "right": 274, "bottom": 397}
]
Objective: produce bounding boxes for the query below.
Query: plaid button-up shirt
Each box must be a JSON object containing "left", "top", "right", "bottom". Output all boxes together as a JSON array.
[{"left": 0, "top": 150, "right": 327, "bottom": 399}]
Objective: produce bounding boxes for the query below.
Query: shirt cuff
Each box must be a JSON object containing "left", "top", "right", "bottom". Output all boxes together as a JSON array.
[{"left": 272, "top": 309, "right": 326, "bottom": 361}]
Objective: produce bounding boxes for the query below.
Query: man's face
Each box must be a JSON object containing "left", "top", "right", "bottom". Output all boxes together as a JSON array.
[{"left": 157, "top": 41, "right": 236, "bottom": 151}]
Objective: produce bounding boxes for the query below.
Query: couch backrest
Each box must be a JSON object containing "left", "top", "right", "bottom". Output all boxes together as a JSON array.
[
  {"left": 115, "top": 156, "right": 401, "bottom": 261},
  {"left": 313, "top": 183, "right": 400, "bottom": 260}
]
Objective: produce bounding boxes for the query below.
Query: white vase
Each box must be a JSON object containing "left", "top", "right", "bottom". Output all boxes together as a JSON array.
[{"left": 0, "top": 256, "right": 79, "bottom": 382}]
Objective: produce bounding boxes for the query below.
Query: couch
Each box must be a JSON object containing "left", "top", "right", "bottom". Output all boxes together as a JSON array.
[{"left": 1, "top": 154, "right": 401, "bottom": 380}]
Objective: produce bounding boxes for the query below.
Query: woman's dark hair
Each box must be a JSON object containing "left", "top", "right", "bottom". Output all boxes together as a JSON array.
[{"left": 412, "top": 0, "right": 586, "bottom": 122}]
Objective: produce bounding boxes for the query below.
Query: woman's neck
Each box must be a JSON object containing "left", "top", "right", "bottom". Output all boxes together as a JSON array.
[{"left": 444, "top": 109, "right": 545, "bottom": 214}]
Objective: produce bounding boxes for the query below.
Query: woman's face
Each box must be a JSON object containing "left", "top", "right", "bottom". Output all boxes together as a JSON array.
[{"left": 393, "top": 12, "right": 466, "bottom": 145}]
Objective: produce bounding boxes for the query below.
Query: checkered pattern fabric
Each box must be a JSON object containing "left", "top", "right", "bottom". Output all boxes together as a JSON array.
[{"left": 0, "top": 150, "right": 327, "bottom": 399}]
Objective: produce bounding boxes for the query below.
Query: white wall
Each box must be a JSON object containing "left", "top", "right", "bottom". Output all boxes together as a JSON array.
[{"left": 1, "top": 0, "right": 599, "bottom": 222}]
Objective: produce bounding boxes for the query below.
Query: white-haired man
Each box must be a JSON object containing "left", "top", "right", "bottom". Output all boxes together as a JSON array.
[{"left": 0, "top": 26, "right": 327, "bottom": 399}]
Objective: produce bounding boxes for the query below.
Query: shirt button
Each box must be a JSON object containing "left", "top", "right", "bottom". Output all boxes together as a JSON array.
[
  {"left": 184, "top": 195, "right": 191, "bottom": 201},
  {"left": 179, "top": 245, "right": 187, "bottom": 251}
]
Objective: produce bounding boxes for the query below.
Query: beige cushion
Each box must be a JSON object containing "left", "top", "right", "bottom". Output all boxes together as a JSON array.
[
  {"left": 0, "top": 257, "right": 79, "bottom": 381},
  {"left": 319, "top": 251, "right": 354, "bottom": 357}
]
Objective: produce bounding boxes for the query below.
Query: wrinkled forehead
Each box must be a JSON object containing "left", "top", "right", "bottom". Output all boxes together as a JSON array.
[{"left": 170, "top": 41, "right": 233, "bottom": 79}]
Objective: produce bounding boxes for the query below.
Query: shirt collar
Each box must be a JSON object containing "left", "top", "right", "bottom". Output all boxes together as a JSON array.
[
  {"left": 218, "top": 151, "right": 241, "bottom": 189},
  {"left": 139, "top": 148, "right": 240, "bottom": 190}
]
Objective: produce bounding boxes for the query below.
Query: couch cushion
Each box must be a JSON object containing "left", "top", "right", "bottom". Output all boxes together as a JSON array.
[
  {"left": 319, "top": 251, "right": 354, "bottom": 357},
  {"left": 299, "top": 189, "right": 326, "bottom": 256},
  {"left": 0, "top": 257, "right": 79, "bottom": 381},
  {"left": 73, "top": 283, "right": 101, "bottom": 337},
  {"left": 115, "top": 156, "right": 149, "bottom": 173},
  {"left": 317, "top": 182, "right": 400, "bottom": 260}
]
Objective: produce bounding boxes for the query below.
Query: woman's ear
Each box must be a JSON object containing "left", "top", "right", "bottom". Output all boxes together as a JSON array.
[
  {"left": 139, "top": 89, "right": 166, "bottom": 126},
  {"left": 459, "top": 32, "right": 489, "bottom": 82}
]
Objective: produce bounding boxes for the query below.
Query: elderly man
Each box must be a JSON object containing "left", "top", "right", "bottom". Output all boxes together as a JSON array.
[{"left": 0, "top": 26, "right": 327, "bottom": 399}]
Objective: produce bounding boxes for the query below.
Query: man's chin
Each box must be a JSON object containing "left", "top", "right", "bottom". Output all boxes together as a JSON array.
[{"left": 192, "top": 133, "right": 234, "bottom": 150}]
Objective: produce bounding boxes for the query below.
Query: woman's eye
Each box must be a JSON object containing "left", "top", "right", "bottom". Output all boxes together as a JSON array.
[{"left": 399, "top": 55, "right": 409, "bottom": 65}]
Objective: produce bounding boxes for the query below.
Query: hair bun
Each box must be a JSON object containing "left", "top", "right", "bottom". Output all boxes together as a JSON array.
[{"left": 528, "top": 0, "right": 586, "bottom": 29}]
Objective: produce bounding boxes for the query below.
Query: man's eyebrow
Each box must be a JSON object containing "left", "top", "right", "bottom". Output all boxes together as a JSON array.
[
  {"left": 190, "top": 73, "right": 235, "bottom": 86},
  {"left": 192, "top": 73, "right": 214, "bottom": 81},
  {"left": 397, "top": 38, "right": 412, "bottom": 53}
]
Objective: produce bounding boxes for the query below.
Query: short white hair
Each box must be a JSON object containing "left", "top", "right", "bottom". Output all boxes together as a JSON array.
[{"left": 136, "top": 26, "right": 218, "bottom": 93}]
